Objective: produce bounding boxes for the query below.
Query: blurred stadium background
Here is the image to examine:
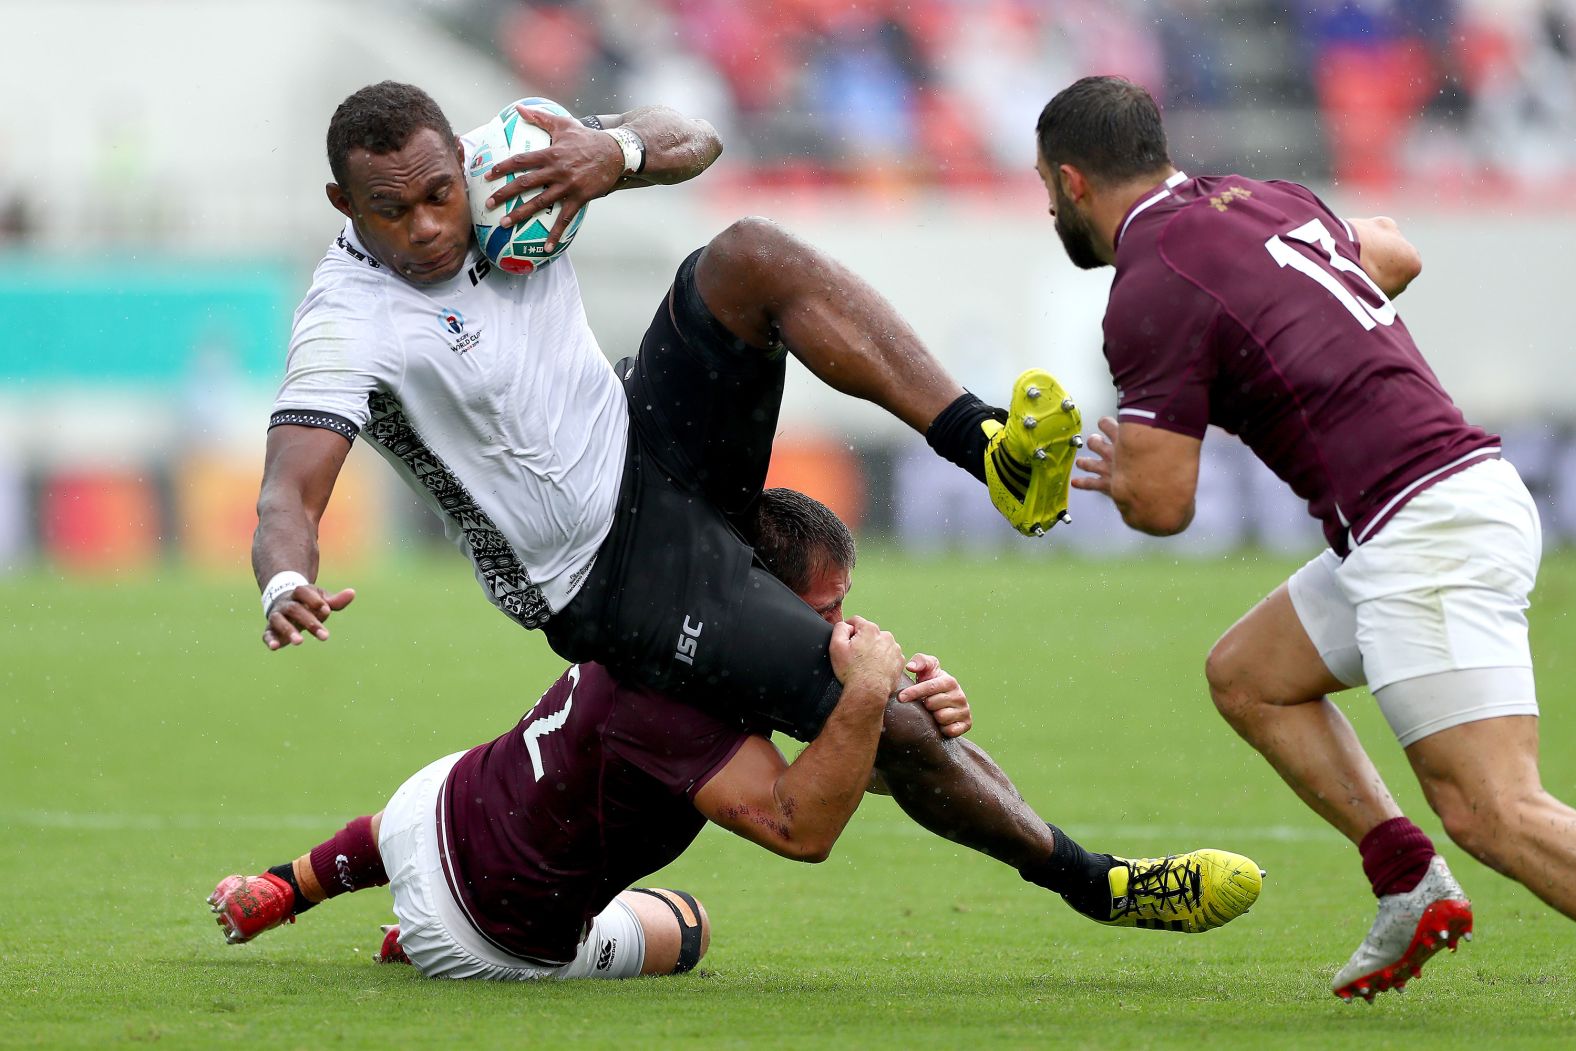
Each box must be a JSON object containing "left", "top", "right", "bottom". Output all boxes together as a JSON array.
[{"left": 2, "top": 0, "right": 1576, "bottom": 576}]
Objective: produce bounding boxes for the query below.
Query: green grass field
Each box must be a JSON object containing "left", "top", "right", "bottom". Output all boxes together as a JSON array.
[{"left": 3, "top": 549, "right": 1574, "bottom": 1049}]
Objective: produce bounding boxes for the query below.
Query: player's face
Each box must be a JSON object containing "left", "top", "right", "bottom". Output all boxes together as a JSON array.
[
  {"left": 796, "top": 560, "right": 852, "bottom": 626},
  {"left": 1037, "top": 152, "right": 1104, "bottom": 271},
  {"left": 332, "top": 128, "right": 472, "bottom": 285}
]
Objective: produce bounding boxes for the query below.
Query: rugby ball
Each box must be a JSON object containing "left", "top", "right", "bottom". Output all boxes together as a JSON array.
[{"left": 464, "top": 97, "right": 587, "bottom": 274}]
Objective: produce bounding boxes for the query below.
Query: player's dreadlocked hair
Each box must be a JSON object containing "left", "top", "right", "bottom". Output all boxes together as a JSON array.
[
  {"left": 327, "top": 81, "right": 454, "bottom": 187},
  {"left": 1036, "top": 75, "right": 1171, "bottom": 185},
  {"left": 752, "top": 488, "right": 857, "bottom": 595}
]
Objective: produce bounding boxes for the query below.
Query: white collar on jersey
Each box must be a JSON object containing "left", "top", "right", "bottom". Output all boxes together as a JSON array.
[
  {"left": 337, "top": 219, "right": 489, "bottom": 292},
  {"left": 1116, "top": 170, "right": 1189, "bottom": 248},
  {"left": 336, "top": 220, "right": 385, "bottom": 271}
]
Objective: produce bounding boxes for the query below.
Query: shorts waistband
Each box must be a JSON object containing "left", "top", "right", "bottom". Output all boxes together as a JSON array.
[{"left": 1350, "top": 448, "right": 1502, "bottom": 548}]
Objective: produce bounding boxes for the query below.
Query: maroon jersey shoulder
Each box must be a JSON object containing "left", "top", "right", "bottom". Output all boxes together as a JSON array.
[
  {"left": 1105, "top": 175, "right": 1497, "bottom": 553},
  {"left": 438, "top": 663, "right": 751, "bottom": 963}
]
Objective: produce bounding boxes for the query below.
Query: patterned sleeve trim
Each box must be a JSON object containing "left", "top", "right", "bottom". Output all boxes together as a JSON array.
[
  {"left": 268, "top": 410, "right": 359, "bottom": 443},
  {"left": 579, "top": 114, "right": 605, "bottom": 130}
]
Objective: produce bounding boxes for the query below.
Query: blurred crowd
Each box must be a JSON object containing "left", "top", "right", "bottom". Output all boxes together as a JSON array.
[
  {"left": 2, "top": 0, "right": 1572, "bottom": 252},
  {"left": 441, "top": 0, "right": 1178, "bottom": 188},
  {"left": 427, "top": 0, "right": 1576, "bottom": 194},
  {"left": 1296, "top": 0, "right": 1576, "bottom": 190}
]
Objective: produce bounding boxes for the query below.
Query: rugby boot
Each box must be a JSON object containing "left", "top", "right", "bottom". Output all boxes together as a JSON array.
[
  {"left": 1099, "top": 849, "right": 1264, "bottom": 932},
  {"left": 1332, "top": 855, "right": 1472, "bottom": 1003},
  {"left": 984, "top": 369, "right": 1083, "bottom": 536},
  {"left": 376, "top": 924, "right": 412, "bottom": 964},
  {"left": 207, "top": 872, "right": 296, "bottom": 945}
]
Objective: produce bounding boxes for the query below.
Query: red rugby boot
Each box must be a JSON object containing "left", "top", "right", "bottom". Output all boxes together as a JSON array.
[
  {"left": 377, "top": 924, "right": 411, "bottom": 965},
  {"left": 207, "top": 873, "right": 297, "bottom": 945}
]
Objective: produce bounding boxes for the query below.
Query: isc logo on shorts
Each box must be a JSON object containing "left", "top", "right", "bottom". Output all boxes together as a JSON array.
[{"left": 673, "top": 616, "right": 703, "bottom": 667}]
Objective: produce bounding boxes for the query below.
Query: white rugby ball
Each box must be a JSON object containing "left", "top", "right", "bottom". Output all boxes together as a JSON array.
[{"left": 464, "top": 97, "right": 587, "bottom": 274}]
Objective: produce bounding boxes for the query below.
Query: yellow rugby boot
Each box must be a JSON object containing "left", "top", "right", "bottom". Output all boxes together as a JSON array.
[
  {"left": 1100, "top": 849, "right": 1265, "bottom": 933},
  {"left": 984, "top": 369, "right": 1083, "bottom": 536}
]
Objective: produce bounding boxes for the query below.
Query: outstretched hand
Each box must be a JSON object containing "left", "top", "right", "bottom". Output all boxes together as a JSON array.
[
  {"left": 898, "top": 653, "right": 971, "bottom": 737},
  {"left": 483, "top": 104, "right": 623, "bottom": 252},
  {"left": 1071, "top": 415, "right": 1120, "bottom": 497},
  {"left": 263, "top": 585, "right": 356, "bottom": 650}
]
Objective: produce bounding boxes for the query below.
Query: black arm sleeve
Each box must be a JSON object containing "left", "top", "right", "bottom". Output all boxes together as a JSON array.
[{"left": 267, "top": 410, "right": 358, "bottom": 443}]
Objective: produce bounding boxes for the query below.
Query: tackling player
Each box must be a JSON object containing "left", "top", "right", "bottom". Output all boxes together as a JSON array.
[
  {"left": 211, "top": 490, "right": 1265, "bottom": 976},
  {"left": 212, "top": 611, "right": 905, "bottom": 979},
  {"left": 1030, "top": 75, "right": 1574, "bottom": 1002},
  {"left": 251, "top": 81, "right": 1083, "bottom": 911}
]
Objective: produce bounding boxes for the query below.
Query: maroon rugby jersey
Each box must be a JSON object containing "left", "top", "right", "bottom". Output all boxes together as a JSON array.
[
  {"left": 438, "top": 662, "right": 751, "bottom": 964},
  {"left": 1104, "top": 172, "right": 1498, "bottom": 555}
]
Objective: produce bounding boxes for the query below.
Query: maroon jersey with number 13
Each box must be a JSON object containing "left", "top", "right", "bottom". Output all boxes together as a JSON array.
[{"left": 1103, "top": 173, "right": 1498, "bottom": 555}]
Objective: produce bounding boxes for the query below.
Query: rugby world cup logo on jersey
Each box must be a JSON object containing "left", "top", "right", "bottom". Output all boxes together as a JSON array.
[{"left": 438, "top": 307, "right": 481, "bottom": 355}]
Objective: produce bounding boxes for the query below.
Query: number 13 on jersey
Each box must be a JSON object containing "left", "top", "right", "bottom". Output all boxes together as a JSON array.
[{"left": 1266, "top": 218, "right": 1397, "bottom": 331}]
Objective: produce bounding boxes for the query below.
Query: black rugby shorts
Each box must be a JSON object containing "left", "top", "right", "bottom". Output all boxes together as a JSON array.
[{"left": 543, "top": 248, "right": 842, "bottom": 741}]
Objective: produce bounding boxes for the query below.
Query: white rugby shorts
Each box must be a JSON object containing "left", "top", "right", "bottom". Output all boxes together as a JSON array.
[
  {"left": 377, "top": 751, "right": 646, "bottom": 980},
  {"left": 1287, "top": 458, "right": 1542, "bottom": 746}
]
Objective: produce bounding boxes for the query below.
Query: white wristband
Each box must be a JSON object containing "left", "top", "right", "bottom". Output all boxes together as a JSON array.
[
  {"left": 602, "top": 126, "right": 646, "bottom": 174},
  {"left": 261, "top": 571, "right": 310, "bottom": 616}
]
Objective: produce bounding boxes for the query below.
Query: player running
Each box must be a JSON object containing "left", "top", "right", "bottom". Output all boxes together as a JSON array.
[
  {"left": 1030, "top": 75, "right": 1573, "bottom": 1002},
  {"left": 252, "top": 81, "right": 1084, "bottom": 898},
  {"left": 212, "top": 490, "right": 1264, "bottom": 977}
]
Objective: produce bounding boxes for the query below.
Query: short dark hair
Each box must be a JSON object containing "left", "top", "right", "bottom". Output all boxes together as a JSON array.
[
  {"left": 326, "top": 81, "right": 453, "bottom": 187},
  {"left": 1036, "top": 76, "right": 1171, "bottom": 184},
  {"left": 752, "top": 488, "right": 856, "bottom": 595}
]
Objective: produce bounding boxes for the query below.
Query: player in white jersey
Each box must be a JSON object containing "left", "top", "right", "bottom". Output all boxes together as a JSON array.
[
  {"left": 275, "top": 182, "right": 622, "bottom": 628},
  {"left": 257, "top": 80, "right": 1075, "bottom": 731},
  {"left": 254, "top": 84, "right": 1113, "bottom": 892}
]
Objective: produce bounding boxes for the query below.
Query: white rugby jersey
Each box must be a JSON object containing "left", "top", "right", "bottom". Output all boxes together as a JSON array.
[{"left": 271, "top": 217, "right": 628, "bottom": 630}]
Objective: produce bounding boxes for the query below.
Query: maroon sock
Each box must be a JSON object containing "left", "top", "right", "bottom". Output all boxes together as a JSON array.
[
  {"left": 1359, "top": 817, "right": 1435, "bottom": 897},
  {"left": 308, "top": 815, "right": 387, "bottom": 900}
]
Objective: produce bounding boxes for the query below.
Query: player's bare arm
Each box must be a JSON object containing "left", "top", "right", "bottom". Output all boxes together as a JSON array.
[
  {"left": 899, "top": 653, "right": 971, "bottom": 738},
  {"left": 484, "top": 103, "right": 721, "bottom": 249},
  {"left": 693, "top": 616, "right": 903, "bottom": 861},
  {"left": 1073, "top": 415, "right": 1201, "bottom": 536},
  {"left": 1349, "top": 216, "right": 1422, "bottom": 299},
  {"left": 253, "top": 425, "right": 357, "bottom": 650}
]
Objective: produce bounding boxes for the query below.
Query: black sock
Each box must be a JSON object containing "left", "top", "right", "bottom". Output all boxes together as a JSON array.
[
  {"left": 925, "top": 392, "right": 1005, "bottom": 485},
  {"left": 267, "top": 862, "right": 317, "bottom": 915},
  {"left": 1019, "top": 824, "right": 1115, "bottom": 921}
]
